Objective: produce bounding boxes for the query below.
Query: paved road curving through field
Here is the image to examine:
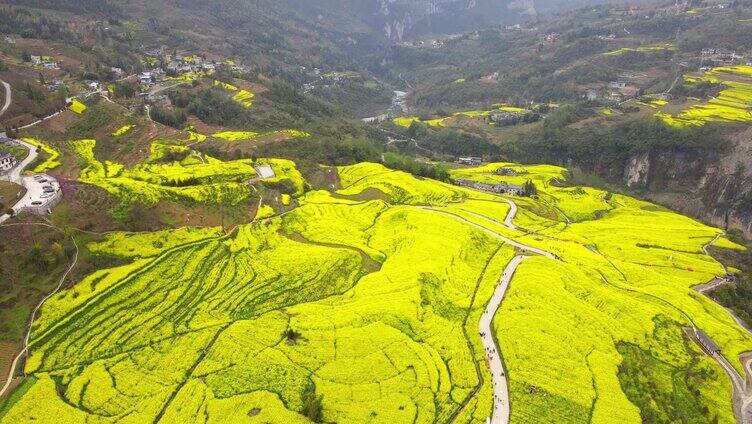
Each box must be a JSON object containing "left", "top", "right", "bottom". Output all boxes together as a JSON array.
[
  {"left": 501, "top": 198, "right": 518, "bottom": 230},
  {"left": 0, "top": 80, "right": 11, "bottom": 118},
  {"left": 711, "top": 350, "right": 752, "bottom": 423},
  {"left": 419, "top": 207, "right": 555, "bottom": 260},
  {"left": 0, "top": 81, "right": 42, "bottom": 224},
  {"left": 421, "top": 197, "right": 556, "bottom": 423},
  {"left": 479, "top": 255, "right": 526, "bottom": 424},
  {"left": 3, "top": 137, "right": 38, "bottom": 185},
  {"left": 698, "top": 234, "right": 752, "bottom": 423},
  {"left": 449, "top": 202, "right": 751, "bottom": 423}
]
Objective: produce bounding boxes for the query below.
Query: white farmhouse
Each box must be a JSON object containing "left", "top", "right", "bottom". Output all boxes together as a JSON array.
[{"left": 0, "top": 152, "right": 17, "bottom": 172}]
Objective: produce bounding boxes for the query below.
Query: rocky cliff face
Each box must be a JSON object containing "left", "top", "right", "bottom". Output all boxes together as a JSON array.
[
  {"left": 298, "top": 0, "right": 538, "bottom": 43},
  {"left": 623, "top": 132, "right": 752, "bottom": 236},
  {"left": 624, "top": 152, "right": 650, "bottom": 188},
  {"left": 289, "top": 0, "right": 625, "bottom": 44},
  {"left": 507, "top": 0, "right": 537, "bottom": 15},
  {"left": 377, "top": 0, "right": 527, "bottom": 42}
]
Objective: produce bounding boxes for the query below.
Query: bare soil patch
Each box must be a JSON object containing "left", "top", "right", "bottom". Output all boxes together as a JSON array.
[
  {"left": 0, "top": 181, "right": 25, "bottom": 209},
  {"left": 0, "top": 342, "right": 20, "bottom": 388}
]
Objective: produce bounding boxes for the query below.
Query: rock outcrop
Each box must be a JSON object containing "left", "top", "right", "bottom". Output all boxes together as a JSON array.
[{"left": 621, "top": 135, "right": 752, "bottom": 237}]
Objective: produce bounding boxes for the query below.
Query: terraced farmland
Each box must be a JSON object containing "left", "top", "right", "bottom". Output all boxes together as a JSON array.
[
  {"left": 213, "top": 79, "right": 255, "bottom": 108},
  {"left": 71, "top": 139, "right": 303, "bottom": 205},
  {"left": 603, "top": 43, "right": 676, "bottom": 56},
  {"left": 111, "top": 124, "right": 135, "bottom": 137},
  {"left": 392, "top": 105, "right": 530, "bottom": 128},
  {"left": 69, "top": 98, "right": 87, "bottom": 114},
  {"left": 657, "top": 66, "right": 752, "bottom": 127},
  {"left": 212, "top": 130, "right": 310, "bottom": 142},
  {"left": 0, "top": 162, "right": 750, "bottom": 423}
]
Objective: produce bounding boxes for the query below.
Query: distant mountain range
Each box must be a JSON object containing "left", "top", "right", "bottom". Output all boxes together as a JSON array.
[
  {"left": 8, "top": 0, "right": 658, "bottom": 54},
  {"left": 283, "top": 0, "right": 659, "bottom": 42}
]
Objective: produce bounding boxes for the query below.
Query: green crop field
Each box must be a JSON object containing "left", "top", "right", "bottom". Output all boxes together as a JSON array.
[
  {"left": 212, "top": 130, "right": 310, "bottom": 142},
  {"left": 0, "top": 161, "right": 749, "bottom": 423},
  {"left": 602, "top": 43, "right": 676, "bottom": 56},
  {"left": 212, "top": 130, "right": 259, "bottom": 141}
]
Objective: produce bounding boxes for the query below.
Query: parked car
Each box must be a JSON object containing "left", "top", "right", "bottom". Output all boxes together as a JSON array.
[
  {"left": 40, "top": 192, "right": 53, "bottom": 199},
  {"left": 42, "top": 186, "right": 54, "bottom": 192},
  {"left": 31, "top": 201, "right": 42, "bottom": 205}
]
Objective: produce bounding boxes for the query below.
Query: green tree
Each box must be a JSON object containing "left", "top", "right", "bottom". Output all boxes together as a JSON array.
[
  {"left": 301, "top": 383, "right": 324, "bottom": 422},
  {"left": 23, "top": 82, "right": 45, "bottom": 103},
  {"left": 114, "top": 81, "right": 137, "bottom": 98},
  {"left": 50, "top": 242, "right": 65, "bottom": 260},
  {"left": 524, "top": 179, "right": 537, "bottom": 197},
  {"left": 55, "top": 85, "right": 69, "bottom": 106}
]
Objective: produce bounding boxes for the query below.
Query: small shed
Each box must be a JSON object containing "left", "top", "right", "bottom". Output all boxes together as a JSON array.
[
  {"left": 694, "top": 329, "right": 721, "bottom": 354},
  {"left": 254, "top": 165, "right": 275, "bottom": 179},
  {"left": 457, "top": 157, "right": 482, "bottom": 166}
]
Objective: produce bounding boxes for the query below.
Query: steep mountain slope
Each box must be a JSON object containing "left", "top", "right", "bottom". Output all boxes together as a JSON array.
[
  {"left": 2, "top": 0, "right": 358, "bottom": 72},
  {"left": 366, "top": 2, "right": 752, "bottom": 236},
  {"left": 282, "top": 0, "right": 662, "bottom": 42}
]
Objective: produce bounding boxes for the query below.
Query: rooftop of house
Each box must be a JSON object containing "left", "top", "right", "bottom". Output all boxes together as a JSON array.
[{"left": 695, "top": 329, "right": 721, "bottom": 353}]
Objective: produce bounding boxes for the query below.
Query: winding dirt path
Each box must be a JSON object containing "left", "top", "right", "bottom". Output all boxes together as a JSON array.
[{"left": 0, "top": 224, "right": 79, "bottom": 398}]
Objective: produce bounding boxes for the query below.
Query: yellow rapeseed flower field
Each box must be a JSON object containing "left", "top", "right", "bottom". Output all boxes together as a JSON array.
[
  {"left": 21, "top": 137, "right": 61, "bottom": 173},
  {"left": 68, "top": 98, "right": 87, "bottom": 114},
  {"left": 1, "top": 161, "right": 748, "bottom": 424},
  {"left": 657, "top": 66, "right": 752, "bottom": 127},
  {"left": 70, "top": 140, "right": 304, "bottom": 205},
  {"left": 111, "top": 124, "right": 135, "bottom": 137}
]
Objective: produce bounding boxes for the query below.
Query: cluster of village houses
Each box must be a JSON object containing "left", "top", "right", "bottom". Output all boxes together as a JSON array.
[
  {"left": 301, "top": 67, "right": 363, "bottom": 93},
  {"left": 453, "top": 158, "right": 528, "bottom": 196},
  {"left": 454, "top": 177, "right": 526, "bottom": 196},
  {"left": 23, "top": 44, "right": 243, "bottom": 96},
  {"left": 397, "top": 33, "right": 467, "bottom": 49},
  {"left": 138, "top": 55, "right": 212, "bottom": 86},
  {"left": 0, "top": 151, "right": 17, "bottom": 173},
  {"left": 16, "top": 44, "right": 247, "bottom": 107},
  {"left": 581, "top": 72, "right": 655, "bottom": 103},
  {"left": 586, "top": 46, "right": 751, "bottom": 103},
  {"left": 699, "top": 47, "right": 749, "bottom": 70},
  {"left": 29, "top": 55, "right": 59, "bottom": 70},
  {"left": 488, "top": 109, "right": 536, "bottom": 125}
]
